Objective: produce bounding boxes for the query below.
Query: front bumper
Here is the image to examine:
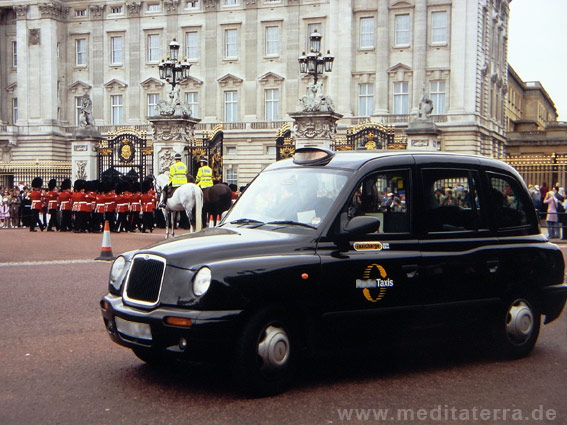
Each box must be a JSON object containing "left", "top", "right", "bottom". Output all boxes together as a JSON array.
[
  {"left": 100, "top": 294, "right": 243, "bottom": 360},
  {"left": 541, "top": 283, "right": 567, "bottom": 324}
]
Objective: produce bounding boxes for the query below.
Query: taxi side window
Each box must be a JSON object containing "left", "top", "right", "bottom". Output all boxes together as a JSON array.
[
  {"left": 487, "top": 173, "right": 528, "bottom": 228},
  {"left": 421, "top": 169, "right": 484, "bottom": 232},
  {"left": 349, "top": 170, "right": 410, "bottom": 233}
]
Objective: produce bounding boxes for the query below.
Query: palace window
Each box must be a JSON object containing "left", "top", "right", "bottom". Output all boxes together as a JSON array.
[
  {"left": 111, "top": 36, "right": 123, "bottom": 65},
  {"left": 12, "top": 98, "right": 18, "bottom": 124},
  {"left": 185, "top": 92, "right": 199, "bottom": 118},
  {"left": 185, "top": 31, "right": 199, "bottom": 61},
  {"left": 430, "top": 80, "right": 446, "bottom": 114},
  {"left": 12, "top": 41, "right": 17, "bottom": 67},
  {"left": 76, "top": 39, "right": 87, "bottom": 66},
  {"left": 360, "top": 17, "right": 375, "bottom": 49},
  {"left": 359, "top": 84, "right": 374, "bottom": 116},
  {"left": 394, "top": 14, "right": 411, "bottom": 47},
  {"left": 111, "top": 95, "right": 123, "bottom": 125},
  {"left": 265, "top": 88, "right": 279, "bottom": 121},
  {"left": 265, "top": 26, "right": 280, "bottom": 57},
  {"left": 147, "top": 94, "right": 160, "bottom": 117},
  {"left": 431, "top": 11, "right": 448, "bottom": 45},
  {"left": 224, "top": 91, "right": 238, "bottom": 122},
  {"left": 147, "top": 34, "right": 160, "bottom": 63},
  {"left": 224, "top": 29, "right": 238, "bottom": 59},
  {"left": 393, "top": 81, "right": 409, "bottom": 114}
]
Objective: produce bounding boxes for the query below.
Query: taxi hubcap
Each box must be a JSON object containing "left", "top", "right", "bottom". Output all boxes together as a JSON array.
[
  {"left": 257, "top": 325, "right": 290, "bottom": 372},
  {"left": 505, "top": 300, "right": 534, "bottom": 344}
]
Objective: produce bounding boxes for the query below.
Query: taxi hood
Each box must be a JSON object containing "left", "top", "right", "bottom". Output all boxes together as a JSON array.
[{"left": 134, "top": 226, "right": 317, "bottom": 268}]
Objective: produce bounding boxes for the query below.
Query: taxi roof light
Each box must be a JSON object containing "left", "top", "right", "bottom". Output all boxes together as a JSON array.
[{"left": 293, "top": 147, "right": 335, "bottom": 166}]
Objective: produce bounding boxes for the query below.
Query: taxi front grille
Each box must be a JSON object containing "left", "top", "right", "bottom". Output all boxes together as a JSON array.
[{"left": 124, "top": 255, "right": 165, "bottom": 306}]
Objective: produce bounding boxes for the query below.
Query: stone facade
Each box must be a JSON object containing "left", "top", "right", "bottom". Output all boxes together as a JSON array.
[{"left": 0, "top": 0, "right": 512, "bottom": 188}]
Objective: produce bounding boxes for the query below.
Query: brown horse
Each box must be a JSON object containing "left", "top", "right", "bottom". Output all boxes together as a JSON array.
[{"left": 202, "top": 183, "right": 233, "bottom": 226}]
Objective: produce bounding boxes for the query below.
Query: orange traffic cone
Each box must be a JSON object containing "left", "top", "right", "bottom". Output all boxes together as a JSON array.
[
  {"left": 208, "top": 214, "right": 214, "bottom": 228},
  {"left": 95, "top": 220, "right": 116, "bottom": 261},
  {"left": 216, "top": 215, "right": 221, "bottom": 225}
]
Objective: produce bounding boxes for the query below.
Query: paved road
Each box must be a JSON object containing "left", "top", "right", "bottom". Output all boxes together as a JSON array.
[{"left": 1, "top": 229, "right": 567, "bottom": 425}]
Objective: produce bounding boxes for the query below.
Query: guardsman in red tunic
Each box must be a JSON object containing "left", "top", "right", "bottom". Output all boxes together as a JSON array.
[
  {"left": 59, "top": 178, "right": 73, "bottom": 231},
  {"left": 82, "top": 180, "right": 96, "bottom": 232},
  {"left": 115, "top": 181, "right": 130, "bottom": 233},
  {"left": 93, "top": 180, "right": 106, "bottom": 233},
  {"left": 71, "top": 179, "right": 86, "bottom": 232},
  {"left": 29, "top": 177, "right": 45, "bottom": 232},
  {"left": 129, "top": 181, "right": 143, "bottom": 232},
  {"left": 104, "top": 182, "right": 117, "bottom": 232},
  {"left": 45, "top": 179, "right": 59, "bottom": 231},
  {"left": 141, "top": 179, "right": 156, "bottom": 233}
]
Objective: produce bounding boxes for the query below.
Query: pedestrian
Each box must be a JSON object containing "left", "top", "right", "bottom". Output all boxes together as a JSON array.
[
  {"left": 0, "top": 197, "right": 10, "bottom": 228},
  {"left": 20, "top": 186, "right": 31, "bottom": 228},
  {"left": 10, "top": 187, "right": 21, "bottom": 228},
  {"left": 29, "top": 177, "right": 45, "bottom": 232},
  {"left": 540, "top": 182, "right": 549, "bottom": 202},
  {"left": 544, "top": 189, "right": 560, "bottom": 239}
]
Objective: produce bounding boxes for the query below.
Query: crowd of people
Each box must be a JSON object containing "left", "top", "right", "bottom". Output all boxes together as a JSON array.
[
  {"left": 529, "top": 181, "right": 567, "bottom": 239},
  {"left": 0, "top": 177, "right": 160, "bottom": 233}
]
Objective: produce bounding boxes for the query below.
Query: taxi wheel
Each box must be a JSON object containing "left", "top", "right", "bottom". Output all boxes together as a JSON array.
[
  {"left": 132, "top": 347, "right": 165, "bottom": 366},
  {"left": 233, "top": 308, "right": 295, "bottom": 397},
  {"left": 492, "top": 293, "right": 541, "bottom": 359}
]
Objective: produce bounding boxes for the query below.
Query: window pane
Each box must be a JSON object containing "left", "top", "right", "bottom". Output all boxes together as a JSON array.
[
  {"left": 185, "top": 31, "right": 199, "bottom": 60},
  {"left": 111, "top": 95, "right": 123, "bottom": 125},
  {"left": 185, "top": 92, "right": 199, "bottom": 118},
  {"left": 349, "top": 170, "right": 410, "bottom": 233},
  {"left": 360, "top": 17, "right": 375, "bottom": 49},
  {"left": 488, "top": 174, "right": 529, "bottom": 229},
  {"left": 225, "top": 29, "right": 238, "bottom": 58},
  {"left": 147, "top": 94, "right": 160, "bottom": 117},
  {"left": 111, "top": 36, "right": 123, "bottom": 64},
  {"left": 395, "top": 14, "right": 410, "bottom": 46},
  {"left": 393, "top": 82, "right": 408, "bottom": 114},
  {"left": 265, "top": 89, "right": 279, "bottom": 121},
  {"left": 76, "top": 97, "right": 83, "bottom": 125},
  {"left": 265, "top": 26, "right": 279, "bottom": 56},
  {"left": 76, "top": 39, "right": 86, "bottom": 65},
  {"left": 12, "top": 98, "right": 18, "bottom": 124},
  {"left": 431, "top": 11, "right": 447, "bottom": 44},
  {"left": 224, "top": 91, "right": 238, "bottom": 122},
  {"left": 429, "top": 80, "right": 446, "bottom": 114},
  {"left": 147, "top": 34, "right": 160, "bottom": 62},
  {"left": 12, "top": 41, "right": 17, "bottom": 67},
  {"left": 359, "top": 84, "right": 374, "bottom": 116}
]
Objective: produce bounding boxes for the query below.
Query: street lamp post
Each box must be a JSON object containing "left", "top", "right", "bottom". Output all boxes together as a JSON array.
[
  {"left": 298, "top": 28, "right": 334, "bottom": 87},
  {"left": 158, "top": 38, "right": 191, "bottom": 91}
]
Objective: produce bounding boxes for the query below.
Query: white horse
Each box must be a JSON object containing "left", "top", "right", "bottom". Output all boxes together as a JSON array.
[{"left": 155, "top": 173, "right": 203, "bottom": 238}]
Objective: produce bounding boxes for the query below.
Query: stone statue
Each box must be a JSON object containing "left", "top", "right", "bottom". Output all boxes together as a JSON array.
[
  {"left": 79, "top": 93, "right": 95, "bottom": 127},
  {"left": 299, "top": 81, "right": 335, "bottom": 112},
  {"left": 417, "top": 85, "right": 434, "bottom": 120},
  {"left": 156, "top": 85, "right": 192, "bottom": 117}
]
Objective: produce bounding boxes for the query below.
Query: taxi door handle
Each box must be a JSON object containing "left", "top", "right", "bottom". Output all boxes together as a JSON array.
[
  {"left": 402, "top": 264, "right": 419, "bottom": 279},
  {"left": 487, "top": 260, "right": 499, "bottom": 274}
]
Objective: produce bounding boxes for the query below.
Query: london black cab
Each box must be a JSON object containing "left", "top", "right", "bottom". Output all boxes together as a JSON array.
[{"left": 100, "top": 147, "right": 567, "bottom": 396}]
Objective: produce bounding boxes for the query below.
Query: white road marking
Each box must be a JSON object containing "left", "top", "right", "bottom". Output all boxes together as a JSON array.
[{"left": 0, "top": 259, "right": 103, "bottom": 267}]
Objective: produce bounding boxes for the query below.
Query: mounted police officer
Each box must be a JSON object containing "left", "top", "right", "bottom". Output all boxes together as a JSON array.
[
  {"left": 159, "top": 152, "right": 188, "bottom": 208},
  {"left": 196, "top": 158, "right": 213, "bottom": 190}
]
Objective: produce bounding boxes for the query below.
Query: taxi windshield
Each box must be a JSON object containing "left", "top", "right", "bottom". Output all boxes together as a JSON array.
[{"left": 225, "top": 168, "right": 349, "bottom": 228}]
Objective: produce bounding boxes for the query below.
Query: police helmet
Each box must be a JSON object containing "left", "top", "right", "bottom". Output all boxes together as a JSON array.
[{"left": 174, "top": 153, "right": 182, "bottom": 160}]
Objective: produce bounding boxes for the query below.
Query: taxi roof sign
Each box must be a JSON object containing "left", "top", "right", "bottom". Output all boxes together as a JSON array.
[{"left": 293, "top": 147, "right": 335, "bottom": 166}]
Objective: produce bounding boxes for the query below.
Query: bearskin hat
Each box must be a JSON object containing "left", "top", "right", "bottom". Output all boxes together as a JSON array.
[
  {"left": 141, "top": 179, "right": 152, "bottom": 193},
  {"left": 131, "top": 181, "right": 141, "bottom": 193},
  {"left": 31, "top": 177, "right": 43, "bottom": 189},
  {"left": 73, "top": 179, "right": 85, "bottom": 192},
  {"left": 48, "top": 179, "right": 57, "bottom": 190},
  {"left": 61, "top": 178, "right": 72, "bottom": 191}
]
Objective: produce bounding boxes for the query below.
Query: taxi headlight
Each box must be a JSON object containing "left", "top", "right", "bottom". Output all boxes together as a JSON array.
[
  {"left": 193, "top": 267, "right": 211, "bottom": 297},
  {"left": 109, "top": 256, "right": 128, "bottom": 294}
]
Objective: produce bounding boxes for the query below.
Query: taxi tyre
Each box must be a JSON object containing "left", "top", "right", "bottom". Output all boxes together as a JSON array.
[
  {"left": 492, "top": 291, "right": 541, "bottom": 360},
  {"left": 133, "top": 346, "right": 166, "bottom": 366},
  {"left": 233, "top": 308, "right": 295, "bottom": 397}
]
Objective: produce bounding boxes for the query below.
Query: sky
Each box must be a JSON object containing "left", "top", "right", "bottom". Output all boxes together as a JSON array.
[{"left": 508, "top": 0, "right": 567, "bottom": 121}]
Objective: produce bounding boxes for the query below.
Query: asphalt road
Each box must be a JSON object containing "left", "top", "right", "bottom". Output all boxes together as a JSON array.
[{"left": 1, "top": 229, "right": 567, "bottom": 425}]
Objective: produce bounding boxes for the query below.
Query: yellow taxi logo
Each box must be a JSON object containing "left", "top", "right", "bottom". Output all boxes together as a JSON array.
[{"left": 355, "top": 264, "right": 394, "bottom": 302}]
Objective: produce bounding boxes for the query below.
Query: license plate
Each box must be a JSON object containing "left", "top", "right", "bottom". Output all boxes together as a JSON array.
[{"left": 115, "top": 317, "right": 152, "bottom": 341}]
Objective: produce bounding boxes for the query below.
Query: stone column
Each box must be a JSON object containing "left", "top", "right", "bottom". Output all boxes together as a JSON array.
[
  {"left": 72, "top": 127, "right": 104, "bottom": 180},
  {"left": 405, "top": 118, "right": 441, "bottom": 151},
  {"left": 149, "top": 115, "right": 201, "bottom": 174},
  {"left": 288, "top": 111, "right": 343, "bottom": 150}
]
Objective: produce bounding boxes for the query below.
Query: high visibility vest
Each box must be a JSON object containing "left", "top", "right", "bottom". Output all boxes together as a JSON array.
[
  {"left": 196, "top": 166, "right": 214, "bottom": 188},
  {"left": 169, "top": 161, "right": 188, "bottom": 187}
]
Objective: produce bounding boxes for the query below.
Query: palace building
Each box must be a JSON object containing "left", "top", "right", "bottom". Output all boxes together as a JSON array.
[{"left": 1, "top": 0, "right": 512, "bottom": 188}]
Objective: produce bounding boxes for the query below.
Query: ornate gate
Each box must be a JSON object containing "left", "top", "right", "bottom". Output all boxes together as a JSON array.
[
  {"left": 275, "top": 124, "right": 295, "bottom": 161},
  {"left": 332, "top": 123, "right": 396, "bottom": 151},
  {"left": 185, "top": 124, "right": 224, "bottom": 182},
  {"left": 97, "top": 128, "right": 153, "bottom": 182}
]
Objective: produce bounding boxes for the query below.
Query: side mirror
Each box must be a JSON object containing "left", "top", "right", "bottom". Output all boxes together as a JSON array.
[{"left": 340, "top": 215, "right": 380, "bottom": 237}]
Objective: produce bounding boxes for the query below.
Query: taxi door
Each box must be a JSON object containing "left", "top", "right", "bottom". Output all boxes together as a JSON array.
[{"left": 315, "top": 167, "right": 423, "bottom": 348}]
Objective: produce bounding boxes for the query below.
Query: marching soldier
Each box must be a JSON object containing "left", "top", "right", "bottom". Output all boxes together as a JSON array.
[
  {"left": 29, "top": 177, "right": 44, "bottom": 232},
  {"left": 59, "top": 178, "right": 73, "bottom": 231},
  {"left": 129, "top": 181, "right": 143, "bottom": 232},
  {"left": 93, "top": 180, "right": 106, "bottom": 233},
  {"left": 115, "top": 181, "right": 130, "bottom": 233},
  {"left": 71, "top": 179, "right": 86, "bottom": 232},
  {"left": 45, "top": 179, "right": 59, "bottom": 231},
  {"left": 141, "top": 178, "right": 156, "bottom": 233},
  {"left": 104, "top": 181, "right": 117, "bottom": 232}
]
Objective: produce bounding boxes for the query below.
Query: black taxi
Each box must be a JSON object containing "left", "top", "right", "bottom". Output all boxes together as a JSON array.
[{"left": 100, "top": 147, "right": 567, "bottom": 396}]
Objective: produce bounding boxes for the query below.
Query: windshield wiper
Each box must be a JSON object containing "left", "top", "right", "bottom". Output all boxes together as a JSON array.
[
  {"left": 229, "top": 218, "right": 265, "bottom": 226},
  {"left": 267, "top": 220, "right": 317, "bottom": 229}
]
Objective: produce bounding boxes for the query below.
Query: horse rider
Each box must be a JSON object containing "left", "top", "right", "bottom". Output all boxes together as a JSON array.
[
  {"left": 196, "top": 158, "right": 214, "bottom": 190},
  {"left": 159, "top": 152, "right": 188, "bottom": 207}
]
